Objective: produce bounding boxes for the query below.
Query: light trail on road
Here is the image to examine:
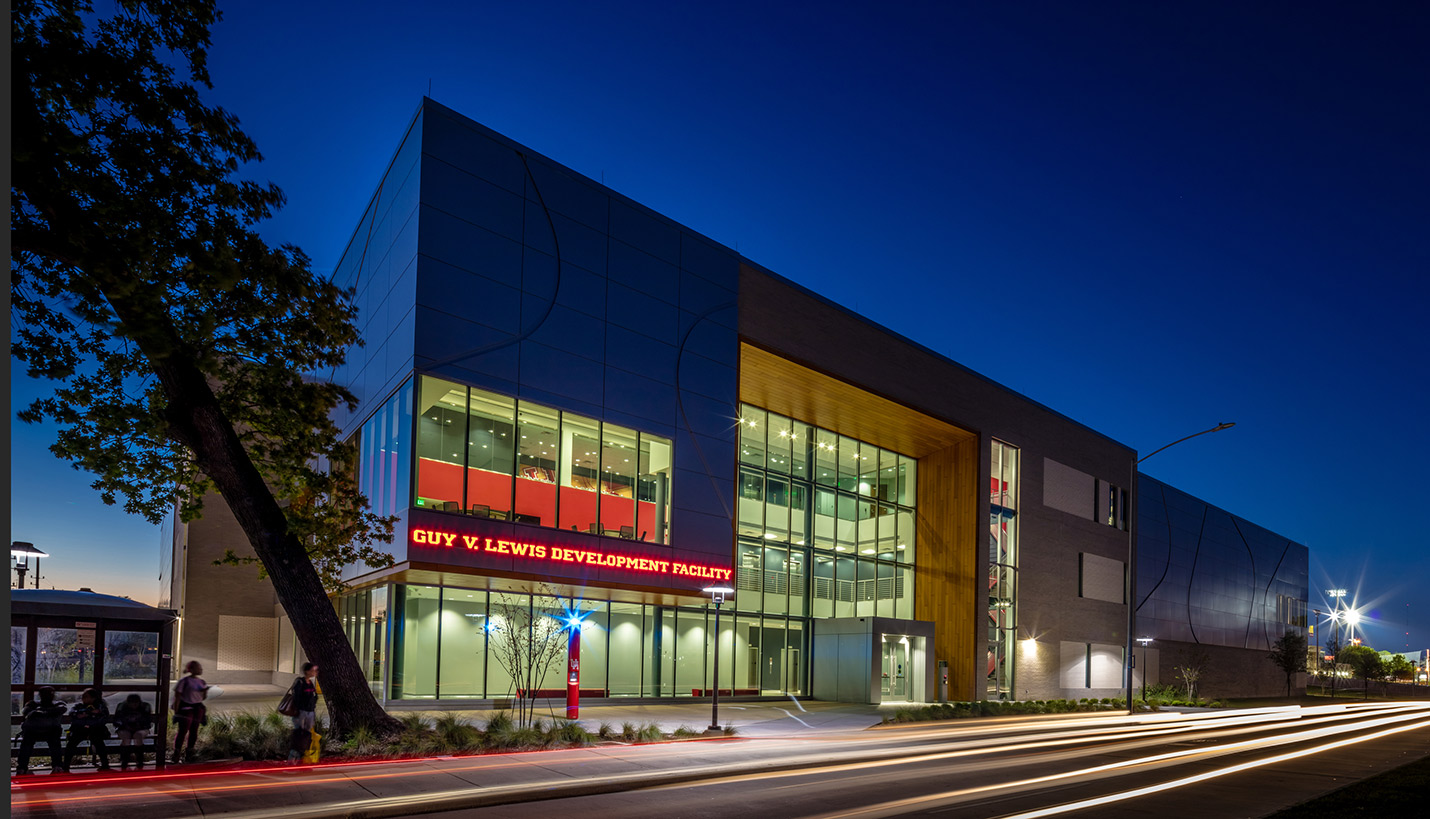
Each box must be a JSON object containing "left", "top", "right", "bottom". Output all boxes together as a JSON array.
[{"left": 11, "top": 701, "right": 1428, "bottom": 819}]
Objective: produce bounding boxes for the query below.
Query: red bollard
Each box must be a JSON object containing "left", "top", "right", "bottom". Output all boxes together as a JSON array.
[{"left": 566, "top": 626, "right": 581, "bottom": 719}]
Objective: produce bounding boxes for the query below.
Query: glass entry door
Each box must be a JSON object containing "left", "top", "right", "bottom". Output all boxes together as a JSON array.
[{"left": 881, "top": 636, "right": 909, "bottom": 700}]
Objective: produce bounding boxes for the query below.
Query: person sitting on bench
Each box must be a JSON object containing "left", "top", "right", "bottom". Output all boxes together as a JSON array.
[
  {"left": 16, "top": 686, "right": 67, "bottom": 775},
  {"left": 64, "top": 688, "right": 112, "bottom": 771}
]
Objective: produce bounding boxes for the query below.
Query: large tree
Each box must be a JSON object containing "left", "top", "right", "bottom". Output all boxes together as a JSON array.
[
  {"left": 12, "top": 0, "right": 399, "bottom": 735},
  {"left": 1338, "top": 645, "right": 1383, "bottom": 700},
  {"left": 1266, "top": 629, "right": 1307, "bottom": 698}
]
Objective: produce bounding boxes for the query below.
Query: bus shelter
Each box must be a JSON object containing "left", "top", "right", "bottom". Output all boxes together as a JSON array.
[{"left": 11, "top": 589, "right": 177, "bottom": 769}]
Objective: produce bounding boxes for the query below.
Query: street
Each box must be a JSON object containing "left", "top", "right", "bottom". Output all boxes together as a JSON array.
[{"left": 11, "top": 701, "right": 1430, "bottom": 819}]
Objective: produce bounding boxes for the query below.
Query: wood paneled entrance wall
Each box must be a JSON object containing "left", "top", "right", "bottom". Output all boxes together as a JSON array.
[{"left": 740, "top": 343, "right": 981, "bottom": 701}]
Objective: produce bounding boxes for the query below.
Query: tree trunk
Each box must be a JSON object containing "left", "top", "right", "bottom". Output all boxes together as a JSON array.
[{"left": 102, "top": 292, "right": 400, "bottom": 738}]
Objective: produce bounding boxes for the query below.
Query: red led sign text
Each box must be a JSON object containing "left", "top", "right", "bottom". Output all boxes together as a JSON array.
[{"left": 410, "top": 528, "right": 733, "bottom": 583}]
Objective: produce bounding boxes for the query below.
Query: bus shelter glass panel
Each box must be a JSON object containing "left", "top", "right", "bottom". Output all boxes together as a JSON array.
[
  {"left": 11, "top": 628, "right": 26, "bottom": 685},
  {"left": 35, "top": 629, "right": 85, "bottom": 685},
  {"left": 103, "top": 632, "right": 159, "bottom": 684}
]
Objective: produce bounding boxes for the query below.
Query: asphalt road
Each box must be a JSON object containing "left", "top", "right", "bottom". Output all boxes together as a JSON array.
[
  {"left": 435, "top": 702, "right": 1430, "bottom": 819},
  {"left": 11, "top": 701, "right": 1430, "bottom": 819}
]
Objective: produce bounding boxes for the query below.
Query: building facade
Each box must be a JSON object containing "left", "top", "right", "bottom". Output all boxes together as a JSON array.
[
  {"left": 1133, "top": 474, "right": 1310, "bottom": 698},
  {"left": 169, "top": 99, "right": 1307, "bottom": 704}
]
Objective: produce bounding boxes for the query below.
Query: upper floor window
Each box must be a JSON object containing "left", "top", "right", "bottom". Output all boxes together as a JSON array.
[{"left": 410, "top": 375, "right": 672, "bottom": 544}]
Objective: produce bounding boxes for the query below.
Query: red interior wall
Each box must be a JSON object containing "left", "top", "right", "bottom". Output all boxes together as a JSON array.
[{"left": 418, "top": 458, "right": 660, "bottom": 540}]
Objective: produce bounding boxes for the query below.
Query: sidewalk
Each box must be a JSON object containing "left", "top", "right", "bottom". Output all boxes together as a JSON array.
[{"left": 206, "top": 686, "right": 889, "bottom": 737}]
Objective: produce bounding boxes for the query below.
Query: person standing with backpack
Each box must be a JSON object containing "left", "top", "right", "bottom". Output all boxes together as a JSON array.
[
  {"left": 16, "top": 686, "right": 67, "bottom": 775},
  {"left": 171, "top": 660, "right": 210, "bottom": 763},
  {"left": 283, "top": 662, "right": 320, "bottom": 765}
]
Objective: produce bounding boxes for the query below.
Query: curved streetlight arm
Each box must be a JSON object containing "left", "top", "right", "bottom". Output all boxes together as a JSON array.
[
  {"left": 1137, "top": 422, "right": 1236, "bottom": 465},
  {"left": 1126, "top": 420, "right": 1235, "bottom": 715}
]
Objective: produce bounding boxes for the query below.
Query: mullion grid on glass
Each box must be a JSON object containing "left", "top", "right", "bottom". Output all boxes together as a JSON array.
[
  {"left": 409, "top": 376, "right": 670, "bottom": 540},
  {"left": 736, "top": 403, "right": 916, "bottom": 622},
  {"left": 988, "top": 440, "right": 1019, "bottom": 697}
]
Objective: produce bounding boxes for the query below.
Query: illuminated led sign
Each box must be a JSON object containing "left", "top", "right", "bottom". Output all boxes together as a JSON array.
[{"left": 410, "top": 528, "right": 733, "bottom": 583}]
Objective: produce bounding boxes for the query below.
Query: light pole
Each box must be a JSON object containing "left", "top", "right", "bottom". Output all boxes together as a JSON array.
[
  {"left": 1127, "top": 422, "right": 1235, "bottom": 713},
  {"left": 11, "top": 542, "right": 47, "bottom": 589},
  {"left": 1312, "top": 608, "right": 1321, "bottom": 679},
  {"left": 1136, "top": 637, "right": 1154, "bottom": 701},
  {"left": 704, "top": 585, "right": 734, "bottom": 732}
]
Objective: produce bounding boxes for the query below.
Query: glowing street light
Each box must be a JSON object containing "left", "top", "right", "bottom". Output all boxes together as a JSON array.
[{"left": 11, "top": 542, "right": 47, "bottom": 589}]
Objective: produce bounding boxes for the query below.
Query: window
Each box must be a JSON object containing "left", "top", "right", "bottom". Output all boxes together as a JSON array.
[
  {"left": 465, "top": 389, "right": 516, "bottom": 518},
  {"left": 410, "top": 376, "right": 672, "bottom": 543},
  {"left": 989, "top": 440, "right": 1019, "bottom": 698},
  {"left": 558, "top": 413, "right": 601, "bottom": 534},
  {"left": 357, "top": 379, "right": 414, "bottom": 519},
  {"left": 515, "top": 404, "right": 559, "bottom": 527}
]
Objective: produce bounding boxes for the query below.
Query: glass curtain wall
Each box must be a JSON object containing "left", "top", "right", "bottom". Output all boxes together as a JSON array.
[
  {"left": 357, "top": 379, "right": 414, "bottom": 519},
  {"left": 412, "top": 376, "right": 672, "bottom": 543},
  {"left": 361, "top": 584, "right": 754, "bottom": 701},
  {"left": 988, "top": 440, "right": 1019, "bottom": 699},
  {"left": 735, "top": 403, "right": 918, "bottom": 695}
]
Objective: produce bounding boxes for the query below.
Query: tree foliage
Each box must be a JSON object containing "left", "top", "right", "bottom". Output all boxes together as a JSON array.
[
  {"left": 1173, "top": 645, "right": 1210, "bottom": 701},
  {"left": 11, "top": 0, "right": 392, "bottom": 587},
  {"left": 1383, "top": 654, "right": 1416, "bottom": 682},
  {"left": 1338, "top": 645, "right": 1383, "bottom": 699},
  {"left": 486, "top": 589, "right": 579, "bottom": 728},
  {"left": 12, "top": 0, "right": 398, "bottom": 734},
  {"left": 1266, "top": 629, "right": 1307, "bottom": 698}
]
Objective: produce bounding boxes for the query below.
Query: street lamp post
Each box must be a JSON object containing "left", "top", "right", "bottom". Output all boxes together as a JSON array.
[
  {"left": 11, "top": 542, "right": 47, "bottom": 589},
  {"left": 704, "top": 585, "right": 734, "bottom": 732},
  {"left": 1312, "top": 608, "right": 1321, "bottom": 678},
  {"left": 1127, "top": 422, "right": 1234, "bottom": 714},
  {"left": 1136, "top": 637, "right": 1154, "bottom": 701},
  {"left": 1327, "top": 589, "right": 1347, "bottom": 697}
]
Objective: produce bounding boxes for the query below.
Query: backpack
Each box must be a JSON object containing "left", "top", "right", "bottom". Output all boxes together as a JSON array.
[{"left": 277, "top": 678, "right": 300, "bottom": 717}]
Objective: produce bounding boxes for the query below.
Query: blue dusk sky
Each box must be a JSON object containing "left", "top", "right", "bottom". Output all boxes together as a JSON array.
[{"left": 11, "top": 2, "right": 1429, "bottom": 651}]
